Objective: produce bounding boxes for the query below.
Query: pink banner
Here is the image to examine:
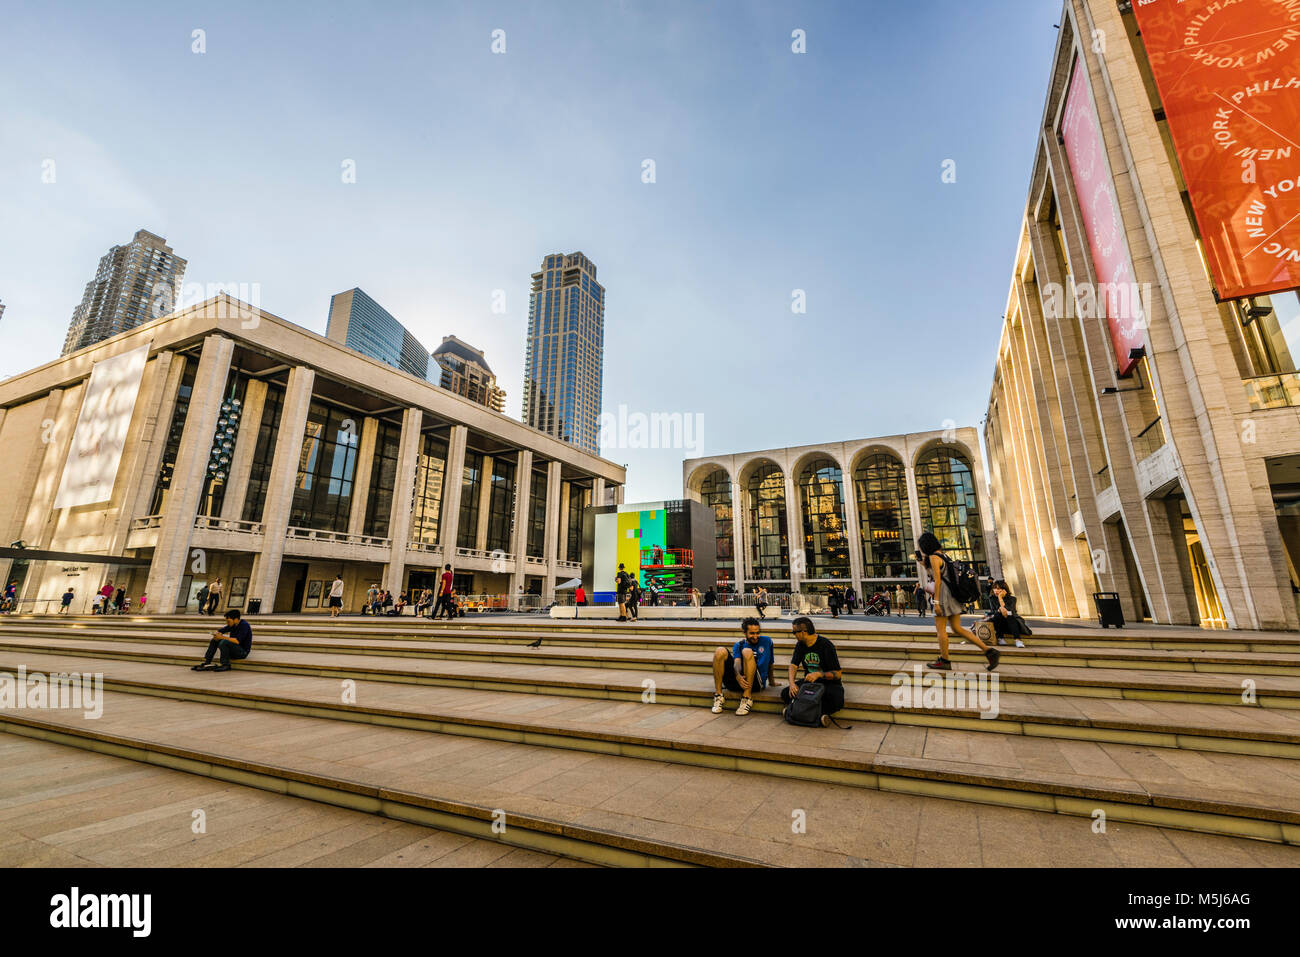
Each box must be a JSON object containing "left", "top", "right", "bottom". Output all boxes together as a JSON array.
[{"left": 1061, "top": 59, "right": 1147, "bottom": 377}]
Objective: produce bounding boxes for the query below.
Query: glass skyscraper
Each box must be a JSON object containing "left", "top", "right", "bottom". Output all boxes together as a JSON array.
[
  {"left": 62, "top": 229, "right": 186, "bottom": 355},
  {"left": 326, "top": 288, "right": 432, "bottom": 381},
  {"left": 522, "top": 252, "right": 604, "bottom": 453}
]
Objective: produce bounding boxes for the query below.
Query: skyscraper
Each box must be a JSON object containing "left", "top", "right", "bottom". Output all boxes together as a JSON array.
[
  {"left": 432, "top": 336, "right": 506, "bottom": 412},
  {"left": 62, "top": 229, "right": 186, "bottom": 355},
  {"left": 522, "top": 252, "right": 604, "bottom": 453},
  {"left": 326, "top": 288, "right": 433, "bottom": 380}
]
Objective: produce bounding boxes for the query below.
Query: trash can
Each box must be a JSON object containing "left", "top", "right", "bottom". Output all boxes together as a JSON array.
[
  {"left": 247, "top": 598, "right": 262, "bottom": 615},
  {"left": 1092, "top": 592, "right": 1124, "bottom": 629}
]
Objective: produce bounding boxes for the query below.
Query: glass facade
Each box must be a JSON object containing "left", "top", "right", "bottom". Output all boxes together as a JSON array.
[
  {"left": 526, "top": 470, "right": 547, "bottom": 558},
  {"left": 149, "top": 357, "right": 195, "bottom": 515},
  {"left": 915, "top": 448, "right": 987, "bottom": 573},
  {"left": 854, "top": 453, "right": 913, "bottom": 578},
  {"left": 411, "top": 432, "right": 448, "bottom": 546},
  {"left": 485, "top": 457, "right": 516, "bottom": 553},
  {"left": 699, "top": 469, "right": 734, "bottom": 588},
  {"left": 798, "top": 458, "right": 851, "bottom": 579},
  {"left": 746, "top": 463, "right": 789, "bottom": 581},
  {"left": 363, "top": 420, "right": 402, "bottom": 537},
  {"left": 241, "top": 383, "right": 285, "bottom": 524},
  {"left": 457, "top": 451, "right": 484, "bottom": 549},
  {"left": 566, "top": 484, "right": 590, "bottom": 563},
  {"left": 289, "top": 402, "right": 360, "bottom": 532},
  {"left": 327, "top": 288, "right": 432, "bottom": 380}
]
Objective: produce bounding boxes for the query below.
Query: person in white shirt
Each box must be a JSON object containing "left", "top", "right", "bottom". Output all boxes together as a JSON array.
[{"left": 329, "top": 575, "right": 345, "bottom": 618}]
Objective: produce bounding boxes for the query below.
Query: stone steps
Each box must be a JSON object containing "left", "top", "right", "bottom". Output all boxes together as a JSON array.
[{"left": 4, "top": 648, "right": 1300, "bottom": 850}]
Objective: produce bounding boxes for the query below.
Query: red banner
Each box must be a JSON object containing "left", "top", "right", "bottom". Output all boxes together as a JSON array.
[
  {"left": 1133, "top": 0, "right": 1300, "bottom": 300},
  {"left": 1061, "top": 59, "right": 1148, "bottom": 376}
]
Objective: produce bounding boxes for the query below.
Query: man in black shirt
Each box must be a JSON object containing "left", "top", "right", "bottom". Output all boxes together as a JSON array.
[
  {"left": 781, "top": 616, "right": 845, "bottom": 725},
  {"left": 192, "top": 609, "right": 253, "bottom": 672}
]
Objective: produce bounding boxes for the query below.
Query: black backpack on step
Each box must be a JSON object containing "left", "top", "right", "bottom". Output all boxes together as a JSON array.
[{"left": 783, "top": 683, "right": 825, "bottom": 727}]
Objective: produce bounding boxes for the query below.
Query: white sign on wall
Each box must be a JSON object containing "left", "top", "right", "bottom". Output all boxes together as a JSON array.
[{"left": 54, "top": 343, "right": 152, "bottom": 509}]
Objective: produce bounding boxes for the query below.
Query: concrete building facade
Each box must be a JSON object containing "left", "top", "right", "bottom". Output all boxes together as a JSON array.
[
  {"left": 682, "top": 428, "right": 998, "bottom": 597},
  {"left": 62, "top": 229, "right": 186, "bottom": 356},
  {"left": 983, "top": 0, "right": 1300, "bottom": 630},
  {"left": 0, "top": 296, "right": 623, "bottom": 614}
]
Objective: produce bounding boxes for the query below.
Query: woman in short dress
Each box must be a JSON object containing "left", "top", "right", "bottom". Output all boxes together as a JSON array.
[{"left": 919, "top": 532, "right": 999, "bottom": 672}]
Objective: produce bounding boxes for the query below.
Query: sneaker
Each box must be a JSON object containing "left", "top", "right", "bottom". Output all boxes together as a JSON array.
[
  {"left": 736, "top": 697, "right": 754, "bottom": 716},
  {"left": 711, "top": 693, "right": 725, "bottom": 714},
  {"left": 926, "top": 657, "right": 952, "bottom": 671},
  {"left": 1015, "top": 639, "right": 1025, "bottom": 648},
  {"left": 985, "top": 647, "right": 1001, "bottom": 672}
]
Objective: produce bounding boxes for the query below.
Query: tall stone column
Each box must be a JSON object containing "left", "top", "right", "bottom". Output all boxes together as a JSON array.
[
  {"left": 347, "top": 416, "right": 380, "bottom": 536},
  {"left": 439, "top": 425, "right": 468, "bottom": 562},
  {"left": 246, "top": 366, "right": 315, "bottom": 612},
  {"left": 145, "top": 335, "right": 235, "bottom": 610},
  {"left": 508, "top": 449, "right": 534, "bottom": 598},
  {"left": 784, "top": 471, "right": 803, "bottom": 593},
  {"left": 542, "top": 459, "right": 562, "bottom": 601},
  {"left": 382, "top": 407, "right": 422, "bottom": 597},
  {"left": 220, "top": 378, "right": 268, "bottom": 523},
  {"left": 730, "top": 479, "right": 746, "bottom": 595},
  {"left": 840, "top": 466, "right": 865, "bottom": 591},
  {"left": 592, "top": 477, "right": 606, "bottom": 509},
  {"left": 474, "top": 454, "right": 495, "bottom": 553}
]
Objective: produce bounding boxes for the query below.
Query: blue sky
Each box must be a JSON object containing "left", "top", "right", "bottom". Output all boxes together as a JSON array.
[{"left": 0, "top": 0, "right": 1061, "bottom": 500}]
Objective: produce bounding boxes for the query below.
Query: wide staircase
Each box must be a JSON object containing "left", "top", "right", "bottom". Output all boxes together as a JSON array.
[{"left": 2, "top": 613, "right": 1299, "bottom": 867}]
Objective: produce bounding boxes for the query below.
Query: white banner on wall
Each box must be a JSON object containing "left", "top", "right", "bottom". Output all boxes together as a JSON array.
[{"left": 54, "top": 342, "right": 152, "bottom": 509}]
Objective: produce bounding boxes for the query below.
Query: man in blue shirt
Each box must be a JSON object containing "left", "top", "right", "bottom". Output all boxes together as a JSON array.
[
  {"left": 192, "top": 609, "right": 253, "bottom": 672},
  {"left": 711, "top": 617, "right": 775, "bottom": 716}
]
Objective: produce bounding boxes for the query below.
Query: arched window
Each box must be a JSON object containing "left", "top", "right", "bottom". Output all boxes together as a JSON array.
[
  {"left": 854, "top": 452, "right": 912, "bottom": 579},
  {"left": 698, "top": 469, "right": 734, "bottom": 589},
  {"left": 798, "top": 458, "right": 850, "bottom": 579},
  {"left": 746, "top": 463, "right": 789, "bottom": 581},
  {"left": 915, "top": 447, "right": 987, "bottom": 573}
]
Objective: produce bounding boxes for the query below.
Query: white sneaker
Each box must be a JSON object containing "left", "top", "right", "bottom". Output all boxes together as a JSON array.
[
  {"left": 736, "top": 697, "right": 754, "bottom": 716},
  {"left": 711, "top": 693, "right": 725, "bottom": 714},
  {"left": 1015, "top": 639, "right": 1025, "bottom": 648}
]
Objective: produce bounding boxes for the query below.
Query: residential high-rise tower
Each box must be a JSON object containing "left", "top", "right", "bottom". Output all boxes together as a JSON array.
[{"left": 522, "top": 252, "right": 604, "bottom": 452}]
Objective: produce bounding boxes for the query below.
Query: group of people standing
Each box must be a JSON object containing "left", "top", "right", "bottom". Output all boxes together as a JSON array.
[{"left": 193, "top": 579, "right": 223, "bottom": 615}]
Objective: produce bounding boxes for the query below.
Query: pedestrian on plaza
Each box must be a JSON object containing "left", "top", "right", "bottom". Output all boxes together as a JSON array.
[
  {"left": 627, "top": 574, "right": 641, "bottom": 621},
  {"left": 114, "top": 586, "right": 125, "bottom": 614},
  {"left": 844, "top": 585, "right": 857, "bottom": 615},
  {"left": 433, "top": 565, "right": 455, "bottom": 620},
  {"left": 60, "top": 587, "right": 74, "bottom": 614},
  {"left": 191, "top": 609, "right": 253, "bottom": 672},
  {"left": 196, "top": 582, "right": 210, "bottom": 615},
  {"left": 99, "top": 581, "right": 114, "bottom": 614},
  {"left": 919, "top": 532, "right": 998, "bottom": 672},
  {"left": 755, "top": 586, "right": 768, "bottom": 620},
  {"left": 329, "top": 574, "right": 345, "bottom": 618},
  {"left": 615, "top": 564, "right": 631, "bottom": 622},
  {"left": 648, "top": 583, "right": 659, "bottom": 606},
  {"left": 703, "top": 587, "right": 717, "bottom": 606},
  {"left": 575, "top": 585, "right": 587, "bottom": 606},
  {"left": 710, "top": 616, "right": 775, "bottom": 717},
  {"left": 690, "top": 587, "right": 701, "bottom": 608},
  {"left": 206, "top": 579, "right": 223, "bottom": 615},
  {"left": 2, "top": 579, "right": 17, "bottom": 613},
  {"left": 828, "top": 585, "right": 842, "bottom": 618},
  {"left": 365, "top": 583, "right": 379, "bottom": 616},
  {"left": 990, "top": 579, "right": 1030, "bottom": 648},
  {"left": 138, "top": 593, "right": 148, "bottom": 614}
]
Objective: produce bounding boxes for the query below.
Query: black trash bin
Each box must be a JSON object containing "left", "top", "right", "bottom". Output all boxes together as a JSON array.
[
  {"left": 247, "top": 598, "right": 262, "bottom": 615},
  {"left": 1093, "top": 592, "right": 1124, "bottom": 629}
]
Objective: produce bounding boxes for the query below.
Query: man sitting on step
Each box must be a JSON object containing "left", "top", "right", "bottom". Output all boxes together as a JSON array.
[
  {"left": 711, "top": 616, "right": 776, "bottom": 717},
  {"left": 192, "top": 609, "right": 253, "bottom": 672}
]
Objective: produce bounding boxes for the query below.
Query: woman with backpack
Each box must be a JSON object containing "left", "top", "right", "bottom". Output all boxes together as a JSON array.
[{"left": 919, "top": 532, "right": 999, "bottom": 672}]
